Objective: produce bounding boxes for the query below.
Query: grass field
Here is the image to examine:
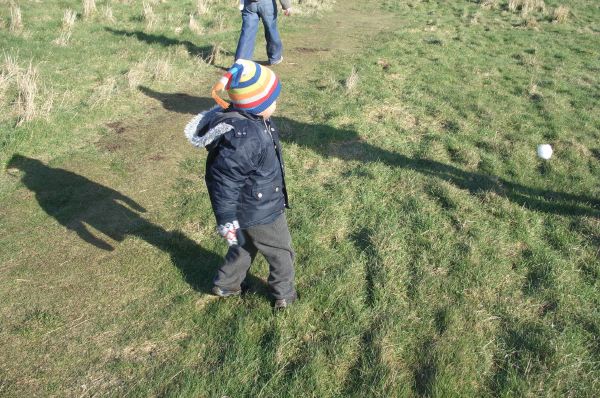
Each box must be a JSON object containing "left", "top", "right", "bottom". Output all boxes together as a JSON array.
[{"left": 1, "top": 0, "right": 599, "bottom": 396}]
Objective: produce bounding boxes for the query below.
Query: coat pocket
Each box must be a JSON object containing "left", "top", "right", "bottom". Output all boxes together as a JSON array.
[{"left": 251, "top": 182, "right": 283, "bottom": 210}]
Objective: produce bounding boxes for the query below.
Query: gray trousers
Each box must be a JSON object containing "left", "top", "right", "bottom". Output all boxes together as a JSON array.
[{"left": 214, "top": 213, "right": 296, "bottom": 300}]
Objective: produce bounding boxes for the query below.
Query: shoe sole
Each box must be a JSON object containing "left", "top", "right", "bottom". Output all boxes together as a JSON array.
[{"left": 212, "top": 287, "right": 241, "bottom": 297}]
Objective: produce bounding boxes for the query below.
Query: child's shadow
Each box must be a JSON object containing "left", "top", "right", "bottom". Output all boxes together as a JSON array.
[
  {"left": 141, "top": 90, "right": 599, "bottom": 219},
  {"left": 6, "top": 155, "right": 220, "bottom": 294}
]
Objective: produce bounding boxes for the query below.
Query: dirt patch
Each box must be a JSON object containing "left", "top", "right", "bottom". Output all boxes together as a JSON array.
[
  {"left": 97, "top": 121, "right": 130, "bottom": 152},
  {"left": 100, "top": 142, "right": 121, "bottom": 152},
  {"left": 105, "top": 121, "right": 126, "bottom": 135},
  {"left": 295, "top": 47, "right": 330, "bottom": 53}
]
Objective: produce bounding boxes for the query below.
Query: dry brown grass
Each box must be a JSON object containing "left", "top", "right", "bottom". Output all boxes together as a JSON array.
[
  {"left": 522, "top": 0, "right": 545, "bottom": 15},
  {"left": 526, "top": 17, "right": 540, "bottom": 29},
  {"left": 480, "top": 0, "right": 498, "bottom": 10},
  {"left": 528, "top": 82, "right": 542, "bottom": 100},
  {"left": 205, "top": 44, "right": 223, "bottom": 65},
  {"left": 143, "top": 2, "right": 158, "bottom": 30},
  {"left": 151, "top": 58, "right": 171, "bottom": 81},
  {"left": 10, "top": 2, "right": 23, "bottom": 32},
  {"left": 91, "top": 77, "right": 116, "bottom": 107},
  {"left": 508, "top": 0, "right": 520, "bottom": 12},
  {"left": 125, "top": 56, "right": 171, "bottom": 88},
  {"left": 214, "top": 13, "right": 226, "bottom": 32},
  {"left": 103, "top": 6, "right": 116, "bottom": 24},
  {"left": 189, "top": 14, "right": 204, "bottom": 35},
  {"left": 0, "top": 72, "right": 10, "bottom": 106},
  {"left": 82, "top": 0, "right": 97, "bottom": 20},
  {"left": 553, "top": 5, "right": 569, "bottom": 23},
  {"left": 126, "top": 60, "right": 148, "bottom": 90},
  {"left": 3, "top": 53, "right": 20, "bottom": 78},
  {"left": 54, "top": 9, "right": 77, "bottom": 46},
  {"left": 16, "top": 62, "right": 38, "bottom": 125},
  {"left": 196, "top": 0, "right": 210, "bottom": 15},
  {"left": 509, "top": 0, "right": 546, "bottom": 15},
  {"left": 294, "top": 0, "right": 334, "bottom": 15},
  {"left": 345, "top": 67, "right": 359, "bottom": 93}
]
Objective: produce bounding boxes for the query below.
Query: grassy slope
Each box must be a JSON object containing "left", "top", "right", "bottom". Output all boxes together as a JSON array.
[{"left": 1, "top": 0, "right": 599, "bottom": 396}]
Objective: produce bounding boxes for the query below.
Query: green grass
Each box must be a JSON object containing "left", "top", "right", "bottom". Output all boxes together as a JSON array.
[{"left": 1, "top": 0, "right": 599, "bottom": 396}]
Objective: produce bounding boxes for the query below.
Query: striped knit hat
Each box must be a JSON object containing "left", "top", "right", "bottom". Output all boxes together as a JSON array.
[{"left": 211, "top": 59, "right": 281, "bottom": 114}]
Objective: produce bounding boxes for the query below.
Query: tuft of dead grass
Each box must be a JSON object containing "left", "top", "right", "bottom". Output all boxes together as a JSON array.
[
  {"left": 345, "top": 67, "right": 359, "bottom": 93},
  {"left": 528, "top": 82, "right": 542, "bottom": 100},
  {"left": 205, "top": 44, "right": 223, "bottom": 65},
  {"left": 553, "top": 5, "right": 569, "bottom": 23},
  {"left": 508, "top": 0, "right": 520, "bottom": 12},
  {"left": 151, "top": 58, "right": 171, "bottom": 81},
  {"left": 196, "top": 0, "right": 210, "bottom": 15},
  {"left": 54, "top": 10, "right": 77, "bottom": 46},
  {"left": 508, "top": 0, "right": 546, "bottom": 16},
  {"left": 213, "top": 13, "right": 226, "bottom": 32},
  {"left": 126, "top": 60, "right": 148, "bottom": 90},
  {"left": 103, "top": 6, "right": 116, "bottom": 24},
  {"left": 143, "top": 2, "right": 158, "bottom": 30},
  {"left": 481, "top": 0, "right": 498, "bottom": 10},
  {"left": 10, "top": 2, "right": 23, "bottom": 32},
  {"left": 526, "top": 17, "right": 539, "bottom": 30},
  {"left": 125, "top": 57, "right": 171, "bottom": 88},
  {"left": 91, "top": 77, "right": 117, "bottom": 108},
  {"left": 0, "top": 73, "right": 9, "bottom": 106},
  {"left": 293, "top": 0, "right": 334, "bottom": 15},
  {"left": 189, "top": 14, "right": 204, "bottom": 35},
  {"left": 522, "top": 0, "right": 545, "bottom": 15},
  {"left": 16, "top": 61, "right": 38, "bottom": 125},
  {"left": 82, "top": 0, "right": 97, "bottom": 20},
  {"left": 3, "top": 52, "right": 20, "bottom": 78}
]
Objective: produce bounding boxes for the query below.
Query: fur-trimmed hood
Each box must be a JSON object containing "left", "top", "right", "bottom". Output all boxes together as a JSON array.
[{"left": 184, "top": 106, "right": 234, "bottom": 148}]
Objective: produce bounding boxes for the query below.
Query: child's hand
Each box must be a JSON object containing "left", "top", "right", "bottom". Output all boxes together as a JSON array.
[
  {"left": 217, "top": 220, "right": 241, "bottom": 246},
  {"left": 283, "top": 7, "right": 292, "bottom": 16}
]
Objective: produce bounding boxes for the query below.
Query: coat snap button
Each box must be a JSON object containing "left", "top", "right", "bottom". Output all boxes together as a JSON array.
[
  {"left": 257, "top": 192, "right": 263, "bottom": 199},
  {"left": 275, "top": 187, "right": 279, "bottom": 192}
]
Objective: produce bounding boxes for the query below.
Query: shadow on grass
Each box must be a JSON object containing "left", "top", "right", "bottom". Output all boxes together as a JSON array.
[
  {"left": 6, "top": 155, "right": 220, "bottom": 293},
  {"left": 104, "top": 27, "right": 231, "bottom": 62},
  {"left": 138, "top": 86, "right": 215, "bottom": 114},
  {"left": 142, "top": 91, "right": 599, "bottom": 219}
]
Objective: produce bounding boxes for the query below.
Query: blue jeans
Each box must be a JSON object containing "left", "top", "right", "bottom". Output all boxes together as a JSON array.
[{"left": 235, "top": 0, "right": 283, "bottom": 64}]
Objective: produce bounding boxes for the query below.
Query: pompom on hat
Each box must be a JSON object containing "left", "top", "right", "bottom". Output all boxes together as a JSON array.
[{"left": 211, "top": 59, "right": 281, "bottom": 114}]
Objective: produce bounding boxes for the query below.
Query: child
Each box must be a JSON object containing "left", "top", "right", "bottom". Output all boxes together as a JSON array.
[
  {"left": 184, "top": 59, "right": 296, "bottom": 309},
  {"left": 235, "top": 0, "right": 292, "bottom": 65}
]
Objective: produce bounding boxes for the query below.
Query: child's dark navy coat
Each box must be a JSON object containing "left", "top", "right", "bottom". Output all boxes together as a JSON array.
[{"left": 185, "top": 106, "right": 289, "bottom": 228}]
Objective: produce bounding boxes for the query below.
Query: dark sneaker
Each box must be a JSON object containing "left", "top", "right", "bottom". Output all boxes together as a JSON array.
[
  {"left": 211, "top": 286, "right": 241, "bottom": 297},
  {"left": 269, "top": 56, "right": 283, "bottom": 65},
  {"left": 273, "top": 296, "right": 297, "bottom": 310}
]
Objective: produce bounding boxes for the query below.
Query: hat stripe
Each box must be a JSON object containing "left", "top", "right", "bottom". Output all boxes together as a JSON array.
[
  {"left": 237, "top": 82, "right": 281, "bottom": 114},
  {"left": 235, "top": 66, "right": 262, "bottom": 89},
  {"left": 231, "top": 73, "right": 277, "bottom": 104},
  {"left": 233, "top": 77, "right": 279, "bottom": 109},
  {"left": 229, "top": 71, "right": 270, "bottom": 97}
]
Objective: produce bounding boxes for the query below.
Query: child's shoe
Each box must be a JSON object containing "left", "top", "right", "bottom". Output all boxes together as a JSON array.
[
  {"left": 273, "top": 294, "right": 297, "bottom": 310},
  {"left": 211, "top": 286, "right": 241, "bottom": 297}
]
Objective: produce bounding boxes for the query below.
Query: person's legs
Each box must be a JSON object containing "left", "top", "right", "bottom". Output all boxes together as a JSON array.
[
  {"left": 213, "top": 233, "right": 258, "bottom": 292},
  {"left": 257, "top": 0, "right": 283, "bottom": 64},
  {"left": 245, "top": 214, "right": 296, "bottom": 300},
  {"left": 235, "top": 1, "right": 260, "bottom": 61}
]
